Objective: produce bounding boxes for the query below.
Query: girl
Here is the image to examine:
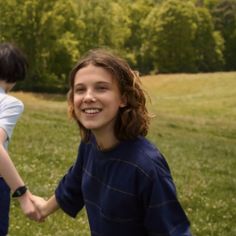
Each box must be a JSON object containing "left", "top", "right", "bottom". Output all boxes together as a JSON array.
[{"left": 31, "top": 49, "right": 191, "bottom": 235}]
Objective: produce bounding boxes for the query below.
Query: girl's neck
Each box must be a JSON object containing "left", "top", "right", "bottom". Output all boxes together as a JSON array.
[{"left": 93, "top": 131, "right": 120, "bottom": 151}]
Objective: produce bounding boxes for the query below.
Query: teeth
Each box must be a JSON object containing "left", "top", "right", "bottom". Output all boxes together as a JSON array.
[{"left": 84, "top": 108, "right": 100, "bottom": 114}]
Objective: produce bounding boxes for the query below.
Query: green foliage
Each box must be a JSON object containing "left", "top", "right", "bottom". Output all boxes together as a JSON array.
[
  {"left": 75, "top": 0, "right": 130, "bottom": 55},
  {"left": 0, "top": 0, "right": 80, "bottom": 91},
  {"left": 0, "top": 0, "right": 235, "bottom": 91},
  {"left": 191, "top": 0, "right": 221, "bottom": 8},
  {"left": 143, "top": 0, "right": 199, "bottom": 72},
  {"left": 8, "top": 72, "right": 236, "bottom": 235},
  {"left": 142, "top": 0, "right": 225, "bottom": 73},
  {"left": 194, "top": 7, "right": 225, "bottom": 71},
  {"left": 212, "top": 0, "right": 236, "bottom": 70},
  {"left": 117, "top": 0, "right": 158, "bottom": 70}
]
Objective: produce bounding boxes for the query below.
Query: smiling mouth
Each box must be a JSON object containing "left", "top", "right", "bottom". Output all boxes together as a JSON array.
[{"left": 82, "top": 108, "right": 102, "bottom": 114}]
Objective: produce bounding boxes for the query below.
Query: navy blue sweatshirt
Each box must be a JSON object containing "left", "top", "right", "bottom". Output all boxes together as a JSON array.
[{"left": 55, "top": 136, "right": 191, "bottom": 236}]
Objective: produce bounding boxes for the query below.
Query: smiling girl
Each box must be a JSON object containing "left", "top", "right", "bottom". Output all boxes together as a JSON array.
[{"left": 31, "top": 49, "right": 191, "bottom": 236}]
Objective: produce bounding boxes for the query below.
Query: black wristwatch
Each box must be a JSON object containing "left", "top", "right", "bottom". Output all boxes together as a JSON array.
[{"left": 12, "top": 186, "right": 27, "bottom": 198}]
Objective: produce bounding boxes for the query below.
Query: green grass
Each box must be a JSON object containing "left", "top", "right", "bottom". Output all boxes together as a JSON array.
[{"left": 8, "top": 72, "right": 236, "bottom": 235}]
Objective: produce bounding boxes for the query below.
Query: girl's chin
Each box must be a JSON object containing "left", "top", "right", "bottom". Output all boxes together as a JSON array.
[
  {"left": 85, "top": 126, "right": 97, "bottom": 130},
  {"left": 82, "top": 124, "right": 100, "bottom": 130}
]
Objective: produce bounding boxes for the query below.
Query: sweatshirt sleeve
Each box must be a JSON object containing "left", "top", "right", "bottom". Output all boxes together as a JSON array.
[
  {"left": 55, "top": 144, "right": 85, "bottom": 218},
  {"left": 142, "top": 154, "right": 192, "bottom": 236}
]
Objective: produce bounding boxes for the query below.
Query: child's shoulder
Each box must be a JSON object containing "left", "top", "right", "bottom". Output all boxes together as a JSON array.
[
  {"left": 121, "top": 137, "right": 171, "bottom": 179},
  {"left": 0, "top": 93, "right": 24, "bottom": 111},
  {"left": 127, "top": 136, "right": 161, "bottom": 160}
]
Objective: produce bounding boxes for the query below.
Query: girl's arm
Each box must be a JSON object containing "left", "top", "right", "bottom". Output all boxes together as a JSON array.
[{"left": 0, "top": 128, "right": 40, "bottom": 220}]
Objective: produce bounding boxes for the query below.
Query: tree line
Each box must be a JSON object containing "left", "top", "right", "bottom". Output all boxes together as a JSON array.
[{"left": 0, "top": 0, "right": 235, "bottom": 92}]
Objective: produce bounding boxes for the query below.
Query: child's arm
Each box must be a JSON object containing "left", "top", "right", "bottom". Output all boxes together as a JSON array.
[
  {"left": 30, "top": 194, "right": 59, "bottom": 220},
  {"left": 0, "top": 128, "right": 40, "bottom": 220}
]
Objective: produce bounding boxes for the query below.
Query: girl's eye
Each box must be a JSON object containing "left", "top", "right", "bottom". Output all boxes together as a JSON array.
[
  {"left": 96, "top": 86, "right": 108, "bottom": 91},
  {"left": 74, "top": 87, "right": 85, "bottom": 94}
]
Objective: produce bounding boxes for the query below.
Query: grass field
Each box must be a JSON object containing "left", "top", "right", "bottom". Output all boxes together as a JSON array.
[{"left": 8, "top": 72, "right": 236, "bottom": 236}]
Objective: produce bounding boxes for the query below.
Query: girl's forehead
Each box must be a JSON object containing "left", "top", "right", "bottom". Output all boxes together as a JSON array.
[{"left": 74, "top": 64, "right": 118, "bottom": 84}]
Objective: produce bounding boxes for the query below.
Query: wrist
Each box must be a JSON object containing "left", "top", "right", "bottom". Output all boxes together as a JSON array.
[{"left": 12, "top": 186, "right": 27, "bottom": 198}]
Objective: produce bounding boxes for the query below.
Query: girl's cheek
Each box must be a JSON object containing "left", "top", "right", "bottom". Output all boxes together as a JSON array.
[{"left": 74, "top": 95, "right": 83, "bottom": 106}]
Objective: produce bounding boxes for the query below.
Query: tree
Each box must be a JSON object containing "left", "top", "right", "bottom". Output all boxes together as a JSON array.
[
  {"left": 0, "top": 0, "right": 81, "bottom": 91},
  {"left": 0, "top": 0, "right": 232, "bottom": 90},
  {"left": 121, "top": 0, "right": 154, "bottom": 72},
  {"left": 142, "top": 0, "right": 199, "bottom": 73},
  {"left": 194, "top": 7, "right": 225, "bottom": 71},
  {"left": 212, "top": 0, "right": 236, "bottom": 70},
  {"left": 141, "top": 0, "right": 225, "bottom": 73},
  {"left": 75, "top": 0, "right": 130, "bottom": 56}
]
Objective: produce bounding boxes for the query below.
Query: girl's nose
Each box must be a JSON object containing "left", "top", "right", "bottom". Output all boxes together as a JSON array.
[{"left": 83, "top": 90, "right": 96, "bottom": 102}]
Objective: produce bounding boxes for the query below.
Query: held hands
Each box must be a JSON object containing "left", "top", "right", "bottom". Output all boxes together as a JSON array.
[
  {"left": 17, "top": 191, "right": 43, "bottom": 222},
  {"left": 18, "top": 191, "right": 57, "bottom": 222},
  {"left": 29, "top": 194, "right": 48, "bottom": 222}
]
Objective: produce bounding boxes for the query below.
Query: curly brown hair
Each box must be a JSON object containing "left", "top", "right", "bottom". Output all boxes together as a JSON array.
[{"left": 67, "top": 49, "right": 150, "bottom": 142}]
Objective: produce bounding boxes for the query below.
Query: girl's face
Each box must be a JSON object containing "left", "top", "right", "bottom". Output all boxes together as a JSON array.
[{"left": 73, "top": 64, "right": 126, "bottom": 136}]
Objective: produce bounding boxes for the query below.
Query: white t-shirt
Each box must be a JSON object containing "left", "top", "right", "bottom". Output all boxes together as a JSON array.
[{"left": 0, "top": 87, "right": 24, "bottom": 150}]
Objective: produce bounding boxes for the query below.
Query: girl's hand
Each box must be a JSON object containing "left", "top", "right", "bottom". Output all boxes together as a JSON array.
[
  {"left": 17, "top": 191, "right": 42, "bottom": 222},
  {"left": 29, "top": 194, "right": 48, "bottom": 221}
]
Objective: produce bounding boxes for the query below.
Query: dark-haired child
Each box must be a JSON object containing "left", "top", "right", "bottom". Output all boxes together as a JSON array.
[{"left": 0, "top": 43, "right": 39, "bottom": 235}]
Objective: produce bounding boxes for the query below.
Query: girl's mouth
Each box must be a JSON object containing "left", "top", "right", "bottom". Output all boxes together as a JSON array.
[{"left": 82, "top": 108, "right": 102, "bottom": 114}]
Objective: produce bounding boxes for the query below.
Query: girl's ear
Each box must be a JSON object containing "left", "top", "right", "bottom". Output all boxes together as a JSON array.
[{"left": 119, "top": 95, "right": 127, "bottom": 108}]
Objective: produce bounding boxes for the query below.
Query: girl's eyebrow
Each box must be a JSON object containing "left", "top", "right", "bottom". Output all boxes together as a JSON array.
[
  {"left": 74, "top": 83, "right": 84, "bottom": 87},
  {"left": 95, "top": 81, "right": 111, "bottom": 85},
  {"left": 74, "top": 81, "right": 112, "bottom": 87}
]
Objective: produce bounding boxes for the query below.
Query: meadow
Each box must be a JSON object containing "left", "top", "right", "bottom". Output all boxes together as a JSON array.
[{"left": 8, "top": 72, "right": 236, "bottom": 236}]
